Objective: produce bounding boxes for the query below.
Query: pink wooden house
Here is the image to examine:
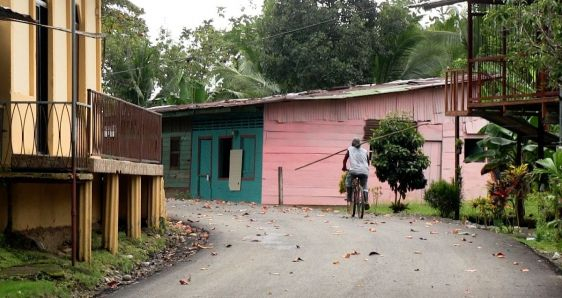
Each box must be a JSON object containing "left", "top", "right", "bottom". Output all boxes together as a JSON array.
[{"left": 156, "top": 78, "right": 490, "bottom": 205}]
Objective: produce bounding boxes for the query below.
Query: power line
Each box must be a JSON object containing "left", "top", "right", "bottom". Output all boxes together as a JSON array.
[
  {"left": 294, "top": 122, "right": 435, "bottom": 171},
  {"left": 105, "top": 4, "right": 379, "bottom": 76}
]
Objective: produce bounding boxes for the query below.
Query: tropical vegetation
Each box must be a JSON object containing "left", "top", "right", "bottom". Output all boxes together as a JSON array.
[
  {"left": 370, "top": 114, "right": 430, "bottom": 211},
  {"left": 101, "top": 0, "right": 469, "bottom": 105}
]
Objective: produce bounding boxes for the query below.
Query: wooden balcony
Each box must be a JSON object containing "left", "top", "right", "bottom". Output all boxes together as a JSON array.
[
  {"left": 445, "top": 68, "right": 560, "bottom": 147},
  {"left": 0, "top": 91, "right": 161, "bottom": 174}
]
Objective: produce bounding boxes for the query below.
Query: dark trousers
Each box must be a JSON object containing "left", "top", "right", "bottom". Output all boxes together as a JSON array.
[{"left": 346, "top": 173, "right": 368, "bottom": 201}]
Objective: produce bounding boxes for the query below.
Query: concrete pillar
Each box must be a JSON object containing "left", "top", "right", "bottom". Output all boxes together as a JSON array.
[
  {"left": 78, "top": 181, "right": 92, "bottom": 262},
  {"left": 103, "top": 174, "right": 119, "bottom": 254},
  {"left": 160, "top": 176, "right": 167, "bottom": 219},
  {"left": 148, "top": 176, "right": 161, "bottom": 229},
  {"left": 127, "top": 176, "right": 141, "bottom": 239}
]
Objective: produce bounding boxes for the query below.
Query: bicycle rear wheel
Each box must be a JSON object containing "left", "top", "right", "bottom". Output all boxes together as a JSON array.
[{"left": 356, "top": 188, "right": 365, "bottom": 219}]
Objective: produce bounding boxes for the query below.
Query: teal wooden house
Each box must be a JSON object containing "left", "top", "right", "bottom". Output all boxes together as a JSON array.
[{"left": 157, "top": 104, "right": 263, "bottom": 203}]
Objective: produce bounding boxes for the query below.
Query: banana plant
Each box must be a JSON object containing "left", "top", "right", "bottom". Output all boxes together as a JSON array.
[{"left": 533, "top": 150, "right": 562, "bottom": 240}]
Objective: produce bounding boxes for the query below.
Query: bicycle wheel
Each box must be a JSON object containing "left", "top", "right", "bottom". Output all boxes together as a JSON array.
[
  {"left": 357, "top": 187, "right": 365, "bottom": 219},
  {"left": 352, "top": 179, "right": 361, "bottom": 218}
]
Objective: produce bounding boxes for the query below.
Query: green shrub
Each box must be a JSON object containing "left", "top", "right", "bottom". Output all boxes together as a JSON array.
[{"left": 423, "top": 180, "right": 461, "bottom": 218}]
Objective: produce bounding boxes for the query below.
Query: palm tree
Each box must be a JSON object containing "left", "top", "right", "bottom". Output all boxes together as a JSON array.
[
  {"left": 372, "top": 7, "right": 466, "bottom": 83},
  {"left": 212, "top": 52, "right": 280, "bottom": 100}
]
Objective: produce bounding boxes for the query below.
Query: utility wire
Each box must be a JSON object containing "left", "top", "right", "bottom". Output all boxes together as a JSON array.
[
  {"left": 104, "top": 5, "right": 379, "bottom": 76},
  {"left": 294, "top": 121, "right": 433, "bottom": 171}
]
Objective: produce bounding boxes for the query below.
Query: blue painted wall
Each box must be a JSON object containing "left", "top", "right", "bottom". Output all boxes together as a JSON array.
[{"left": 190, "top": 113, "right": 263, "bottom": 203}]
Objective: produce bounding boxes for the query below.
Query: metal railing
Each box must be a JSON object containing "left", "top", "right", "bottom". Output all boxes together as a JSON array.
[
  {"left": 90, "top": 90, "right": 162, "bottom": 164},
  {"left": 0, "top": 100, "right": 91, "bottom": 171}
]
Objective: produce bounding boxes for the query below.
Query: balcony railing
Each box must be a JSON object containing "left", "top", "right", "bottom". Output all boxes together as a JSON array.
[
  {"left": 0, "top": 92, "right": 162, "bottom": 172},
  {"left": 444, "top": 67, "right": 559, "bottom": 116},
  {"left": 90, "top": 90, "right": 162, "bottom": 164},
  {"left": 0, "top": 100, "right": 91, "bottom": 171}
]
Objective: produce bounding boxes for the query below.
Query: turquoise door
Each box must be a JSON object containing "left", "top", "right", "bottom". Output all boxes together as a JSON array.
[{"left": 197, "top": 138, "right": 212, "bottom": 199}]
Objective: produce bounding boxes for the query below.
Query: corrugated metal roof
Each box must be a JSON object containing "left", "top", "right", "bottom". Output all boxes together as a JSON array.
[
  {"left": 0, "top": 6, "right": 35, "bottom": 23},
  {"left": 150, "top": 77, "right": 446, "bottom": 114}
]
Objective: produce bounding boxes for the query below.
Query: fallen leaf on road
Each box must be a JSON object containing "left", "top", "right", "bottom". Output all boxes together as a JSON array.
[
  {"left": 270, "top": 272, "right": 280, "bottom": 275},
  {"left": 410, "top": 228, "right": 418, "bottom": 232},
  {"left": 461, "top": 237, "right": 467, "bottom": 241},
  {"left": 202, "top": 203, "right": 211, "bottom": 209},
  {"left": 350, "top": 250, "right": 359, "bottom": 256},
  {"left": 200, "top": 268, "right": 208, "bottom": 270},
  {"left": 251, "top": 240, "right": 260, "bottom": 242},
  {"left": 211, "top": 252, "right": 217, "bottom": 256},
  {"left": 521, "top": 268, "right": 529, "bottom": 272},
  {"left": 419, "top": 237, "right": 428, "bottom": 240},
  {"left": 513, "top": 262, "right": 519, "bottom": 265},
  {"left": 369, "top": 228, "right": 376, "bottom": 232},
  {"left": 453, "top": 244, "right": 460, "bottom": 247},
  {"left": 333, "top": 260, "right": 340, "bottom": 265},
  {"left": 179, "top": 275, "right": 191, "bottom": 285},
  {"left": 107, "top": 280, "right": 119, "bottom": 289},
  {"left": 405, "top": 235, "right": 413, "bottom": 239},
  {"left": 465, "top": 269, "right": 477, "bottom": 272},
  {"left": 296, "top": 245, "right": 300, "bottom": 249},
  {"left": 292, "top": 257, "right": 304, "bottom": 262},
  {"left": 430, "top": 231, "right": 439, "bottom": 234},
  {"left": 414, "top": 251, "right": 422, "bottom": 254},
  {"left": 196, "top": 244, "right": 213, "bottom": 249},
  {"left": 452, "top": 229, "right": 461, "bottom": 234},
  {"left": 493, "top": 252, "right": 505, "bottom": 258},
  {"left": 343, "top": 253, "right": 351, "bottom": 258},
  {"left": 226, "top": 244, "right": 232, "bottom": 248},
  {"left": 414, "top": 268, "right": 420, "bottom": 271},
  {"left": 369, "top": 251, "right": 380, "bottom": 256}
]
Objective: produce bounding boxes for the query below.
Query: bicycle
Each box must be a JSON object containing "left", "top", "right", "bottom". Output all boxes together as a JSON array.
[{"left": 347, "top": 176, "right": 365, "bottom": 218}]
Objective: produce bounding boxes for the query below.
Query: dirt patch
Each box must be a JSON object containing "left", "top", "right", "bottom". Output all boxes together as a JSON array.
[
  {"left": 10, "top": 227, "right": 71, "bottom": 253},
  {"left": 94, "top": 219, "right": 209, "bottom": 297}
]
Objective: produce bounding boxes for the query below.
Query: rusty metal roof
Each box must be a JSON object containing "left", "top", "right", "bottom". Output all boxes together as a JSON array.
[
  {"left": 0, "top": 6, "right": 35, "bottom": 23},
  {"left": 150, "top": 77, "right": 446, "bottom": 114}
]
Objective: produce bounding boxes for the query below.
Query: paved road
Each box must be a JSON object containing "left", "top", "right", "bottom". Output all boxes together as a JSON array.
[{"left": 111, "top": 200, "right": 562, "bottom": 298}]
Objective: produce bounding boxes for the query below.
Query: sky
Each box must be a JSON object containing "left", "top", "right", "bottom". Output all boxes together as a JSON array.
[{"left": 130, "top": 0, "right": 263, "bottom": 40}]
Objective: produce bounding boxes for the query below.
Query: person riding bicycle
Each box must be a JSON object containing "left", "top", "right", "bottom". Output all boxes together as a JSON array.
[{"left": 342, "top": 137, "right": 370, "bottom": 210}]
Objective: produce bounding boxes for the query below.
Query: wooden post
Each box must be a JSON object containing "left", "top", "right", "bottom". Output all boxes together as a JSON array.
[
  {"left": 454, "top": 116, "right": 461, "bottom": 220},
  {"left": 79, "top": 181, "right": 92, "bottom": 262},
  {"left": 515, "top": 135, "right": 522, "bottom": 166},
  {"left": 278, "top": 167, "right": 283, "bottom": 205},
  {"left": 128, "top": 176, "right": 141, "bottom": 240},
  {"left": 103, "top": 174, "right": 119, "bottom": 254},
  {"left": 148, "top": 176, "right": 161, "bottom": 229}
]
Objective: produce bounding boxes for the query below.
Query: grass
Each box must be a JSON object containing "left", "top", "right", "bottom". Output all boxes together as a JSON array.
[
  {"left": 519, "top": 237, "right": 562, "bottom": 253},
  {"left": 368, "top": 201, "right": 439, "bottom": 217},
  {"left": 0, "top": 230, "right": 167, "bottom": 297},
  {"left": 0, "top": 280, "right": 66, "bottom": 298}
]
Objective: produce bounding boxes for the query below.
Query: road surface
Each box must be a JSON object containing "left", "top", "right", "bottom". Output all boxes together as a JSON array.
[{"left": 110, "top": 199, "right": 562, "bottom": 297}]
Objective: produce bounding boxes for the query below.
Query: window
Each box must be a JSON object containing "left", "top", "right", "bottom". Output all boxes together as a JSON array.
[
  {"left": 218, "top": 137, "right": 233, "bottom": 178},
  {"left": 169, "top": 137, "right": 180, "bottom": 170},
  {"left": 241, "top": 136, "right": 256, "bottom": 179},
  {"left": 464, "top": 138, "right": 484, "bottom": 162},
  {"left": 36, "top": 0, "right": 48, "bottom": 154}
]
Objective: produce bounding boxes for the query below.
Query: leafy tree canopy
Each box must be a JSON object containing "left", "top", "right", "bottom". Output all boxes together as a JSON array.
[
  {"left": 370, "top": 114, "right": 430, "bottom": 204},
  {"left": 485, "top": 0, "right": 562, "bottom": 87},
  {"left": 259, "top": 0, "right": 379, "bottom": 92},
  {"left": 102, "top": 0, "right": 156, "bottom": 106}
]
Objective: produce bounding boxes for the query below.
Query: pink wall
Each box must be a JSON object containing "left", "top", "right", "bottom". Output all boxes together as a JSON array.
[{"left": 262, "top": 87, "right": 490, "bottom": 205}]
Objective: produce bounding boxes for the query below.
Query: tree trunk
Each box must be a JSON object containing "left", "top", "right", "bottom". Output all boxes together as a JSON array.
[{"left": 515, "top": 195, "right": 525, "bottom": 227}]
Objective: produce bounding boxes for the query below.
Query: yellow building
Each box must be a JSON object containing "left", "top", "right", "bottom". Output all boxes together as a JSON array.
[{"left": 0, "top": 1, "right": 165, "bottom": 262}]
